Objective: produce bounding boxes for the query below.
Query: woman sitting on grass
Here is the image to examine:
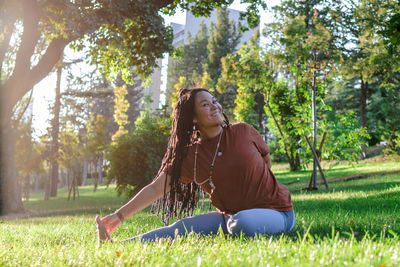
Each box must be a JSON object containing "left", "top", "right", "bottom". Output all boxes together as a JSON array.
[{"left": 96, "top": 87, "right": 295, "bottom": 243}]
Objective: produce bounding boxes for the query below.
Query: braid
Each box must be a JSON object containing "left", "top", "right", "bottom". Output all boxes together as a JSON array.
[{"left": 153, "top": 87, "right": 229, "bottom": 225}]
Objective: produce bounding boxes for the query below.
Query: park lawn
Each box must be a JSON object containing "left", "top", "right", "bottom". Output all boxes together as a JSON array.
[{"left": 1, "top": 158, "right": 399, "bottom": 266}]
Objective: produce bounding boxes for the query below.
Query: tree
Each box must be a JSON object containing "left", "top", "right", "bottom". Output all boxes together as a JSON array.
[
  {"left": 48, "top": 59, "right": 62, "bottom": 198},
  {"left": 14, "top": 118, "right": 42, "bottom": 202},
  {"left": 0, "top": 0, "right": 264, "bottom": 214},
  {"left": 325, "top": 0, "right": 400, "bottom": 155},
  {"left": 0, "top": 0, "right": 171, "bottom": 213},
  {"left": 107, "top": 110, "right": 171, "bottom": 198},
  {"left": 58, "top": 126, "right": 82, "bottom": 200},
  {"left": 0, "top": 0, "right": 263, "bottom": 121},
  {"left": 62, "top": 67, "right": 144, "bottom": 189},
  {"left": 221, "top": 1, "right": 370, "bottom": 172},
  {"left": 261, "top": 6, "right": 335, "bottom": 171},
  {"left": 166, "top": 22, "right": 209, "bottom": 111},
  {"left": 86, "top": 114, "right": 108, "bottom": 192},
  {"left": 202, "top": 6, "right": 242, "bottom": 118},
  {"left": 375, "top": 0, "right": 400, "bottom": 50},
  {"left": 218, "top": 31, "right": 269, "bottom": 131}
]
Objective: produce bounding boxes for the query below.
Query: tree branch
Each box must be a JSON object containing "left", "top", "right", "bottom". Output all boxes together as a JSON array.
[
  {"left": 11, "top": 0, "right": 40, "bottom": 79},
  {"left": 12, "top": 88, "right": 34, "bottom": 127},
  {"left": 2, "top": 38, "right": 70, "bottom": 117},
  {"left": 153, "top": 0, "right": 174, "bottom": 9}
]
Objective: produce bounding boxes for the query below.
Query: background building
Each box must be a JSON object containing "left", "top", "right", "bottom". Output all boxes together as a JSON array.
[{"left": 182, "top": 8, "right": 258, "bottom": 49}]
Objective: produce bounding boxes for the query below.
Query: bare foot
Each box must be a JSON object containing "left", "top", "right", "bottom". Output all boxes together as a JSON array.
[{"left": 96, "top": 215, "right": 112, "bottom": 246}]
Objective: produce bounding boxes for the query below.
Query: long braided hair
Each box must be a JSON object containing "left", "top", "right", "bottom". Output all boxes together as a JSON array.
[{"left": 152, "top": 87, "right": 230, "bottom": 225}]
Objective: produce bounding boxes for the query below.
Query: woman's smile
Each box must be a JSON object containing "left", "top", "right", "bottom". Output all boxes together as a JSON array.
[{"left": 194, "top": 91, "right": 224, "bottom": 127}]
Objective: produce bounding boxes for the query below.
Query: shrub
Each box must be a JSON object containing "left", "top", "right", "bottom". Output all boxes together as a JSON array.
[{"left": 106, "top": 111, "right": 171, "bottom": 197}]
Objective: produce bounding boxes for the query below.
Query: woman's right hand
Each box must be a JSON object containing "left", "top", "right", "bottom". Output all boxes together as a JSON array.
[{"left": 101, "top": 213, "right": 122, "bottom": 235}]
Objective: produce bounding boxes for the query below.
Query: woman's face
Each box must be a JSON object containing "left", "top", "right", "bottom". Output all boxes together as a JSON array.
[{"left": 193, "top": 91, "right": 223, "bottom": 129}]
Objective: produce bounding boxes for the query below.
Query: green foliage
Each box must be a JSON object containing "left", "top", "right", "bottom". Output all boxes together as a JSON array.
[
  {"left": 362, "top": 0, "right": 400, "bottom": 53},
  {"left": 204, "top": 6, "right": 242, "bottom": 89},
  {"left": 58, "top": 126, "right": 82, "bottom": 172},
  {"left": 265, "top": 78, "right": 313, "bottom": 171},
  {"left": 106, "top": 111, "right": 171, "bottom": 197},
  {"left": 367, "top": 84, "right": 400, "bottom": 149},
  {"left": 64, "top": 0, "right": 174, "bottom": 82},
  {"left": 86, "top": 114, "right": 108, "bottom": 159},
  {"left": 261, "top": 5, "right": 337, "bottom": 170},
  {"left": 389, "top": 132, "right": 400, "bottom": 155},
  {"left": 218, "top": 31, "right": 271, "bottom": 130},
  {"left": 203, "top": 7, "right": 242, "bottom": 118},
  {"left": 166, "top": 23, "right": 209, "bottom": 111},
  {"left": 323, "top": 112, "right": 370, "bottom": 162}
]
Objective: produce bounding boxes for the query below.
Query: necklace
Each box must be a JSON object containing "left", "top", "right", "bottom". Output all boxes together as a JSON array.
[{"left": 193, "top": 128, "right": 223, "bottom": 194}]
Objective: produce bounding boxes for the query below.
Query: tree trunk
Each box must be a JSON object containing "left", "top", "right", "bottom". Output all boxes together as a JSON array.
[
  {"left": 73, "top": 172, "right": 76, "bottom": 201},
  {"left": 50, "top": 62, "right": 62, "bottom": 197},
  {"left": 58, "top": 169, "right": 63, "bottom": 188},
  {"left": 49, "top": 160, "right": 59, "bottom": 197},
  {"left": 288, "top": 150, "right": 301, "bottom": 171},
  {"left": 34, "top": 174, "right": 39, "bottom": 192},
  {"left": 97, "top": 154, "right": 103, "bottom": 185},
  {"left": 65, "top": 169, "right": 69, "bottom": 191},
  {"left": 0, "top": 122, "right": 25, "bottom": 214},
  {"left": 82, "top": 159, "right": 88, "bottom": 186},
  {"left": 68, "top": 171, "right": 79, "bottom": 201},
  {"left": 93, "top": 158, "right": 99, "bottom": 192},
  {"left": 23, "top": 175, "right": 30, "bottom": 202},
  {"left": 67, "top": 170, "right": 73, "bottom": 201},
  {"left": 360, "top": 79, "right": 368, "bottom": 158},
  {"left": 44, "top": 161, "right": 51, "bottom": 200}
]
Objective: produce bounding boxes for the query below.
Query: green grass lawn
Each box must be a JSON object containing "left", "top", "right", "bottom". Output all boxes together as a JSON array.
[{"left": 1, "top": 158, "right": 399, "bottom": 266}]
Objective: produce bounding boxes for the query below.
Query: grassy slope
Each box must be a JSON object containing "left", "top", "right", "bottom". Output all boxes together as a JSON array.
[{"left": 1, "top": 158, "right": 399, "bottom": 266}]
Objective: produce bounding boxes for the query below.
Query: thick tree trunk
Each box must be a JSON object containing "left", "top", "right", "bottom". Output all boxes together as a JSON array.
[
  {"left": 360, "top": 79, "right": 368, "bottom": 158},
  {"left": 0, "top": 0, "right": 67, "bottom": 215},
  {"left": 0, "top": 121, "right": 25, "bottom": 214},
  {"left": 50, "top": 63, "right": 62, "bottom": 197}
]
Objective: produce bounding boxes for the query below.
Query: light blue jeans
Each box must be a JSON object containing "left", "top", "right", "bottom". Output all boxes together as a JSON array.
[{"left": 124, "top": 209, "right": 295, "bottom": 242}]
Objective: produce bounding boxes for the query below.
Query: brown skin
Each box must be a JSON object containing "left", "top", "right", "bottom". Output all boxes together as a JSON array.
[
  {"left": 193, "top": 91, "right": 224, "bottom": 140},
  {"left": 96, "top": 91, "right": 272, "bottom": 239}
]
